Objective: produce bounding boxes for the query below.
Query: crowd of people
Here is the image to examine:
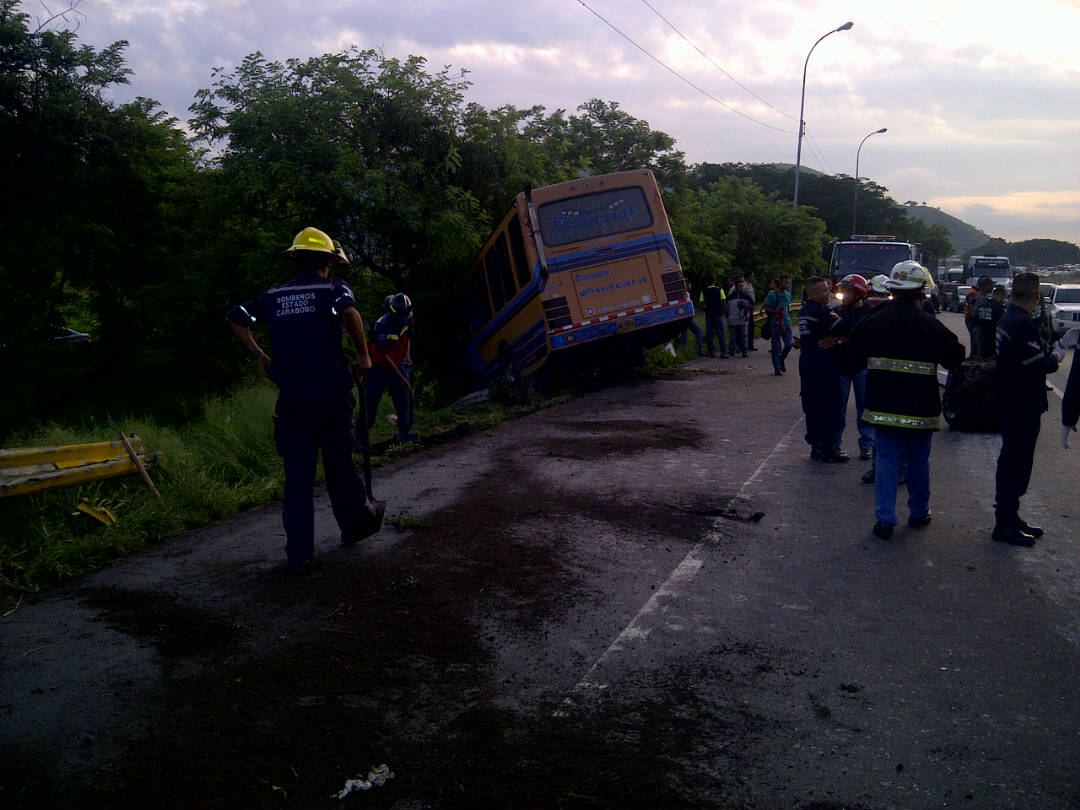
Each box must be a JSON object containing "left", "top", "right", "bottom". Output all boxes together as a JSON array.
[
  {"left": 743, "top": 261, "right": 1079, "bottom": 546},
  {"left": 680, "top": 271, "right": 761, "bottom": 359}
]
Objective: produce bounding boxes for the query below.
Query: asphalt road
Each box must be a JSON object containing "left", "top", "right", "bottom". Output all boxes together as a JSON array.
[{"left": 3, "top": 328, "right": 1079, "bottom": 809}]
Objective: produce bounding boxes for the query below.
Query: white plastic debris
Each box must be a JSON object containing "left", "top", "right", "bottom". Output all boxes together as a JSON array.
[{"left": 332, "top": 764, "right": 394, "bottom": 800}]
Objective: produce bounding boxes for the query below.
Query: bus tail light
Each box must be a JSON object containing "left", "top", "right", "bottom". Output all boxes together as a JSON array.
[
  {"left": 661, "top": 271, "right": 687, "bottom": 301},
  {"left": 542, "top": 297, "right": 572, "bottom": 329}
]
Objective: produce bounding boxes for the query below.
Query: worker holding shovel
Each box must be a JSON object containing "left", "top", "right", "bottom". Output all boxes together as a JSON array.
[
  {"left": 357, "top": 292, "right": 418, "bottom": 446},
  {"left": 227, "top": 227, "right": 386, "bottom": 574}
]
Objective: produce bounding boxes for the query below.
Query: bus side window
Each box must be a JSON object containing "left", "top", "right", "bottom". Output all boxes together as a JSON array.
[
  {"left": 508, "top": 216, "right": 531, "bottom": 287},
  {"left": 466, "top": 269, "right": 492, "bottom": 333},
  {"left": 485, "top": 250, "right": 505, "bottom": 313},
  {"left": 485, "top": 232, "right": 515, "bottom": 312}
]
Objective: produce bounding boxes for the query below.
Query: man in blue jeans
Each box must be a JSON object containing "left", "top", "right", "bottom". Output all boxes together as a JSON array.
[
  {"left": 764, "top": 274, "right": 793, "bottom": 375},
  {"left": 847, "top": 261, "right": 965, "bottom": 540}
]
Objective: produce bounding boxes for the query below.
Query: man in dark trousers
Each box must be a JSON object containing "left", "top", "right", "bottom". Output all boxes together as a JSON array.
[
  {"left": 1060, "top": 328, "right": 1080, "bottom": 448},
  {"left": 227, "top": 227, "right": 384, "bottom": 573},
  {"left": 968, "top": 275, "right": 1002, "bottom": 358},
  {"left": 362, "top": 292, "right": 418, "bottom": 445},
  {"left": 992, "top": 272, "right": 1064, "bottom": 545},
  {"left": 798, "top": 276, "right": 847, "bottom": 462},
  {"left": 848, "top": 261, "right": 965, "bottom": 540},
  {"left": 701, "top": 276, "right": 728, "bottom": 358}
]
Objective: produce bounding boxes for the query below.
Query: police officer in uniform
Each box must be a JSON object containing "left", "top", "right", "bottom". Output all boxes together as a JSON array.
[
  {"left": 1060, "top": 328, "right": 1080, "bottom": 448},
  {"left": 992, "top": 272, "right": 1064, "bottom": 545},
  {"left": 362, "top": 292, "right": 418, "bottom": 445},
  {"left": 826, "top": 274, "right": 875, "bottom": 460},
  {"left": 969, "top": 275, "right": 1002, "bottom": 358},
  {"left": 227, "top": 227, "right": 384, "bottom": 573},
  {"left": 798, "top": 276, "right": 847, "bottom": 462},
  {"left": 848, "top": 261, "right": 965, "bottom": 539}
]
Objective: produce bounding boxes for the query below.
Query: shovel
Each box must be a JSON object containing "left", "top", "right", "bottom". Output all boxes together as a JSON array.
[{"left": 351, "top": 368, "right": 386, "bottom": 538}]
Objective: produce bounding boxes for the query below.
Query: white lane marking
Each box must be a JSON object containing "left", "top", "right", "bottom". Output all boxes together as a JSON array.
[{"left": 558, "top": 414, "right": 805, "bottom": 710}]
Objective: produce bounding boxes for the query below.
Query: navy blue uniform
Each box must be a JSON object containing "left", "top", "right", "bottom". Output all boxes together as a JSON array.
[
  {"left": 970, "top": 292, "right": 1004, "bottom": 358},
  {"left": 994, "top": 303, "right": 1058, "bottom": 529},
  {"left": 228, "top": 270, "right": 371, "bottom": 568},
  {"left": 798, "top": 299, "right": 844, "bottom": 451},
  {"left": 1064, "top": 348, "right": 1080, "bottom": 430},
  {"left": 701, "top": 283, "right": 727, "bottom": 356}
]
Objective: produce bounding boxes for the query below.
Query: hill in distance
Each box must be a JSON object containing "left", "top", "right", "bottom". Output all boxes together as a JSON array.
[{"left": 902, "top": 204, "right": 989, "bottom": 255}]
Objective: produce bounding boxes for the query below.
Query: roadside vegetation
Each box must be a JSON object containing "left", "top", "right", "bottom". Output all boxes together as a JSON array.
[{"left": 0, "top": 380, "right": 575, "bottom": 595}]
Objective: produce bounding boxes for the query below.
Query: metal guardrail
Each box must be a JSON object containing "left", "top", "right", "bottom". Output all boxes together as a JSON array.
[{"left": 0, "top": 435, "right": 163, "bottom": 499}]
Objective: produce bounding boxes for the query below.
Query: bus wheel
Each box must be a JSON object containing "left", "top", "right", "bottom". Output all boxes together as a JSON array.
[{"left": 492, "top": 343, "right": 530, "bottom": 404}]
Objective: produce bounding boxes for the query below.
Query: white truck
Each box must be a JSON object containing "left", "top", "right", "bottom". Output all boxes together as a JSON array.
[{"left": 965, "top": 255, "right": 1012, "bottom": 289}]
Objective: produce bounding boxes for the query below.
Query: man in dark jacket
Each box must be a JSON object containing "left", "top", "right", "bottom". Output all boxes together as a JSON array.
[
  {"left": 1060, "top": 328, "right": 1080, "bottom": 448},
  {"left": 969, "top": 275, "right": 1002, "bottom": 358},
  {"left": 992, "top": 272, "right": 1064, "bottom": 545},
  {"left": 701, "top": 277, "right": 728, "bottom": 358},
  {"left": 848, "top": 261, "right": 965, "bottom": 540},
  {"left": 227, "top": 227, "right": 385, "bottom": 572},
  {"left": 798, "top": 276, "right": 846, "bottom": 462}
]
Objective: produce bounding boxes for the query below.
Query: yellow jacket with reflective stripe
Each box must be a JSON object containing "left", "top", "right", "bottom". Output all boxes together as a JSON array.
[{"left": 848, "top": 301, "right": 966, "bottom": 429}]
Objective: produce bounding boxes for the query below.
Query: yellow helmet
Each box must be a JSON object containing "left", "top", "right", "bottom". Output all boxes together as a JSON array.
[{"left": 283, "top": 227, "right": 335, "bottom": 256}]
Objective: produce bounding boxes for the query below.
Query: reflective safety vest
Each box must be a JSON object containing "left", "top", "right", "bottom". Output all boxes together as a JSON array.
[{"left": 864, "top": 356, "right": 939, "bottom": 429}]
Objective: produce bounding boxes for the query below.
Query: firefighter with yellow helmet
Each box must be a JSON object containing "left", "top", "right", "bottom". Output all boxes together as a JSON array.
[
  {"left": 226, "top": 227, "right": 385, "bottom": 573},
  {"left": 847, "top": 261, "right": 965, "bottom": 540}
]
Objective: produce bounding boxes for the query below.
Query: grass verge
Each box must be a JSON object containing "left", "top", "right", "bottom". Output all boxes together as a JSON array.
[{"left": 0, "top": 381, "right": 570, "bottom": 598}]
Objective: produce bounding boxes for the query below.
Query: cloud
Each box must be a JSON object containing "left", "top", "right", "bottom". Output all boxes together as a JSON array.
[{"left": 58, "top": 0, "right": 1080, "bottom": 244}]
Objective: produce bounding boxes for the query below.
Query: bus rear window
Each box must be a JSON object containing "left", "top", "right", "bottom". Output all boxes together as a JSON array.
[{"left": 538, "top": 186, "right": 653, "bottom": 247}]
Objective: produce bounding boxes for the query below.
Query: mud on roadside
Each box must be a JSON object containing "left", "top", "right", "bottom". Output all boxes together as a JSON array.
[{"left": 3, "top": 424, "right": 738, "bottom": 809}]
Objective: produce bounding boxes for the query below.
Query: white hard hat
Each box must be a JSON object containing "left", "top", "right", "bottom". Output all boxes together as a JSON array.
[
  {"left": 869, "top": 274, "right": 890, "bottom": 294},
  {"left": 885, "top": 260, "right": 930, "bottom": 291}
]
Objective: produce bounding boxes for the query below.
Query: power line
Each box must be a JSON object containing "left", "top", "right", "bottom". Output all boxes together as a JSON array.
[
  {"left": 804, "top": 128, "right": 836, "bottom": 175},
  {"left": 638, "top": 0, "right": 796, "bottom": 122},
  {"left": 575, "top": 0, "right": 795, "bottom": 135}
]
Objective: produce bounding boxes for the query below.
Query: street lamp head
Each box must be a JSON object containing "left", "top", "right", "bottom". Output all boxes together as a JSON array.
[
  {"left": 836, "top": 21, "right": 854, "bottom": 31},
  {"left": 876, "top": 127, "right": 888, "bottom": 134}
]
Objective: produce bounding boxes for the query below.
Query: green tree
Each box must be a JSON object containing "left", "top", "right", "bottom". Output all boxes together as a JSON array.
[
  {"left": 520, "top": 100, "right": 687, "bottom": 190},
  {"left": 0, "top": 0, "right": 205, "bottom": 433},
  {"left": 668, "top": 177, "right": 828, "bottom": 289},
  {"left": 189, "top": 49, "right": 485, "bottom": 298}
]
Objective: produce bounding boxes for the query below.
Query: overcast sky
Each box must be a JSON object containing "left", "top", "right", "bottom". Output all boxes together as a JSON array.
[{"left": 42, "top": 0, "right": 1080, "bottom": 246}]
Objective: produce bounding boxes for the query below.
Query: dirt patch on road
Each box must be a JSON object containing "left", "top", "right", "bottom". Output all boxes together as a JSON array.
[
  {"left": 77, "top": 586, "right": 241, "bottom": 659},
  {"left": 534, "top": 419, "right": 707, "bottom": 461},
  {"left": 3, "top": 448, "right": 733, "bottom": 809}
]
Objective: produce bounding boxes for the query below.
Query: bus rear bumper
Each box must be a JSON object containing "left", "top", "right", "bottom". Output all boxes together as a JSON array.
[{"left": 549, "top": 299, "right": 694, "bottom": 350}]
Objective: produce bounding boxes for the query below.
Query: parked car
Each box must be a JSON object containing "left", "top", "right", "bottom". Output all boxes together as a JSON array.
[
  {"left": 1049, "top": 284, "right": 1080, "bottom": 339},
  {"left": 47, "top": 326, "right": 91, "bottom": 344},
  {"left": 938, "top": 282, "right": 961, "bottom": 312}
]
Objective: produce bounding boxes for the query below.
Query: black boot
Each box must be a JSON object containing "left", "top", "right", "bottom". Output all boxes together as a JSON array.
[{"left": 992, "top": 525, "right": 1036, "bottom": 546}]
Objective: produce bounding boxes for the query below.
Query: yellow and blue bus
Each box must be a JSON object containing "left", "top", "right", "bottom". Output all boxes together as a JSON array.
[{"left": 458, "top": 169, "right": 694, "bottom": 387}]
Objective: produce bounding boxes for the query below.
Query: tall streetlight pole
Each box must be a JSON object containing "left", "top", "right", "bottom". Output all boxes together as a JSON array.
[
  {"left": 793, "top": 21, "right": 853, "bottom": 211},
  {"left": 852, "top": 127, "right": 887, "bottom": 236}
]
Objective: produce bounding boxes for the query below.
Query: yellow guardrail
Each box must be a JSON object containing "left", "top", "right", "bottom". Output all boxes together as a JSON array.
[{"left": 0, "top": 435, "right": 163, "bottom": 499}]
